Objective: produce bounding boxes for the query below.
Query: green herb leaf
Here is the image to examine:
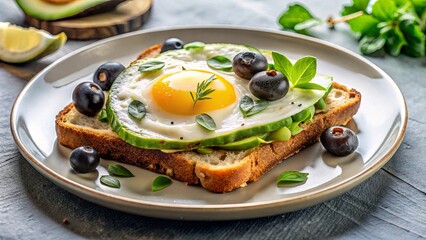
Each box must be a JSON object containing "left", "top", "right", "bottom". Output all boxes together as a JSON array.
[
  {"left": 239, "top": 95, "right": 255, "bottom": 113},
  {"left": 291, "top": 56, "right": 317, "bottom": 86},
  {"left": 315, "top": 98, "right": 327, "bottom": 110},
  {"left": 138, "top": 61, "right": 165, "bottom": 72},
  {"left": 98, "top": 109, "right": 108, "bottom": 123},
  {"left": 294, "top": 18, "right": 323, "bottom": 31},
  {"left": 152, "top": 176, "right": 172, "bottom": 192},
  {"left": 244, "top": 45, "right": 261, "bottom": 52},
  {"left": 400, "top": 20, "right": 425, "bottom": 57},
  {"left": 195, "top": 113, "right": 217, "bottom": 131},
  {"left": 372, "top": 0, "right": 398, "bottom": 21},
  {"left": 346, "top": 14, "right": 380, "bottom": 36},
  {"left": 207, "top": 56, "right": 232, "bottom": 71},
  {"left": 108, "top": 164, "right": 134, "bottom": 177},
  {"left": 278, "top": 4, "right": 321, "bottom": 32},
  {"left": 295, "top": 82, "right": 326, "bottom": 90},
  {"left": 272, "top": 51, "right": 293, "bottom": 81},
  {"left": 184, "top": 41, "right": 205, "bottom": 50},
  {"left": 360, "top": 35, "right": 387, "bottom": 54},
  {"left": 182, "top": 66, "right": 186, "bottom": 70},
  {"left": 190, "top": 74, "right": 216, "bottom": 106},
  {"left": 289, "top": 122, "right": 303, "bottom": 135},
  {"left": 384, "top": 26, "right": 407, "bottom": 56},
  {"left": 100, "top": 175, "right": 120, "bottom": 188},
  {"left": 128, "top": 100, "right": 146, "bottom": 120},
  {"left": 277, "top": 171, "right": 309, "bottom": 186},
  {"left": 239, "top": 96, "right": 269, "bottom": 117}
]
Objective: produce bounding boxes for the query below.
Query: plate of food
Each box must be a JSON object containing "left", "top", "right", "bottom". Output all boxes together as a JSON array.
[{"left": 11, "top": 26, "right": 407, "bottom": 220}]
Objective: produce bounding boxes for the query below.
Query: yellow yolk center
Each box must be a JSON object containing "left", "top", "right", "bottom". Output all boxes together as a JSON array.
[{"left": 151, "top": 70, "right": 236, "bottom": 116}]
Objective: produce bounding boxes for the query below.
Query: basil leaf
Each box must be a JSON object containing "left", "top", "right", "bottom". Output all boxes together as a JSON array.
[
  {"left": 267, "top": 63, "right": 275, "bottom": 70},
  {"left": 98, "top": 109, "right": 108, "bottom": 123},
  {"left": 360, "top": 35, "right": 387, "bottom": 55},
  {"left": 128, "top": 100, "right": 146, "bottom": 120},
  {"left": 291, "top": 56, "right": 317, "bottom": 86},
  {"left": 372, "top": 0, "right": 398, "bottom": 21},
  {"left": 108, "top": 164, "right": 134, "bottom": 177},
  {"left": 100, "top": 175, "right": 120, "bottom": 188},
  {"left": 138, "top": 61, "right": 165, "bottom": 72},
  {"left": 184, "top": 41, "right": 205, "bottom": 50},
  {"left": 245, "top": 100, "right": 268, "bottom": 117},
  {"left": 341, "top": 0, "right": 370, "bottom": 16},
  {"left": 278, "top": 4, "right": 320, "bottom": 32},
  {"left": 294, "top": 82, "right": 326, "bottom": 90},
  {"left": 277, "top": 171, "right": 309, "bottom": 186},
  {"left": 152, "top": 176, "right": 172, "bottom": 192},
  {"left": 195, "top": 113, "right": 216, "bottom": 131},
  {"left": 272, "top": 51, "right": 293, "bottom": 81},
  {"left": 346, "top": 15, "right": 380, "bottom": 36},
  {"left": 294, "top": 18, "right": 323, "bottom": 31},
  {"left": 239, "top": 95, "right": 255, "bottom": 113},
  {"left": 207, "top": 56, "right": 232, "bottom": 71}
]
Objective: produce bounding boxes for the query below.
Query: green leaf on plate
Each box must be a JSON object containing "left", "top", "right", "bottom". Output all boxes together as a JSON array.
[
  {"left": 108, "top": 164, "right": 134, "bottom": 177},
  {"left": 195, "top": 113, "right": 217, "bottom": 131},
  {"left": 360, "top": 35, "right": 387, "bottom": 55},
  {"left": 278, "top": 4, "right": 321, "bottom": 32},
  {"left": 152, "top": 176, "right": 172, "bottom": 192},
  {"left": 138, "top": 61, "right": 165, "bottom": 72},
  {"left": 184, "top": 41, "right": 205, "bottom": 50},
  {"left": 207, "top": 56, "right": 232, "bottom": 71},
  {"left": 291, "top": 56, "right": 317, "bottom": 86},
  {"left": 277, "top": 171, "right": 309, "bottom": 186},
  {"left": 100, "top": 175, "right": 120, "bottom": 188},
  {"left": 128, "top": 100, "right": 146, "bottom": 120}
]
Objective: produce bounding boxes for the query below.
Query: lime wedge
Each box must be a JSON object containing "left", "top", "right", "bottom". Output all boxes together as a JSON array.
[{"left": 0, "top": 22, "right": 67, "bottom": 63}]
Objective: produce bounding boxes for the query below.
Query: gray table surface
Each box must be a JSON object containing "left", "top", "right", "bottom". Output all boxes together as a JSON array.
[{"left": 1, "top": 0, "right": 425, "bottom": 239}]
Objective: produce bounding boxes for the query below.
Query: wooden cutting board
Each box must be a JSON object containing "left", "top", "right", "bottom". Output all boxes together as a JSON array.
[{"left": 25, "top": 0, "right": 152, "bottom": 40}]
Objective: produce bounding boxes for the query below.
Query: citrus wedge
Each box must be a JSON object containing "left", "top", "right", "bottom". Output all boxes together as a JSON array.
[{"left": 0, "top": 22, "right": 67, "bottom": 63}]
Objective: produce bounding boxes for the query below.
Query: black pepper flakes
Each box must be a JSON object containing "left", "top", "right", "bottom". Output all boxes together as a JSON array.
[
  {"left": 298, "top": 104, "right": 302, "bottom": 107},
  {"left": 63, "top": 218, "right": 70, "bottom": 225},
  {"left": 171, "top": 121, "right": 174, "bottom": 125},
  {"left": 241, "top": 123, "right": 245, "bottom": 126},
  {"left": 180, "top": 137, "right": 183, "bottom": 140},
  {"left": 291, "top": 102, "right": 294, "bottom": 104}
]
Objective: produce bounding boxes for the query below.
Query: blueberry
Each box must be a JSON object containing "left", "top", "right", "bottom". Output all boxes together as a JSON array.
[
  {"left": 249, "top": 70, "right": 289, "bottom": 101},
  {"left": 320, "top": 126, "right": 359, "bottom": 156},
  {"left": 72, "top": 82, "right": 104, "bottom": 117},
  {"left": 160, "top": 38, "right": 184, "bottom": 53},
  {"left": 69, "top": 146, "right": 100, "bottom": 173},
  {"left": 93, "top": 61, "right": 125, "bottom": 91},
  {"left": 232, "top": 52, "right": 268, "bottom": 79}
]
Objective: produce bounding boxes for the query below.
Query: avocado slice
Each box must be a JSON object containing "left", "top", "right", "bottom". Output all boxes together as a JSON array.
[{"left": 16, "top": 0, "right": 127, "bottom": 21}]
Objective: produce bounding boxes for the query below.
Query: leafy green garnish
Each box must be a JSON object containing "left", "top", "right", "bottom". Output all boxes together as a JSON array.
[
  {"left": 195, "top": 113, "right": 217, "bottom": 131},
  {"left": 128, "top": 100, "right": 146, "bottom": 120},
  {"left": 152, "top": 176, "right": 172, "bottom": 192},
  {"left": 278, "top": 4, "right": 323, "bottom": 33},
  {"left": 277, "top": 171, "right": 309, "bottom": 186},
  {"left": 190, "top": 74, "right": 216, "bottom": 106},
  {"left": 108, "top": 164, "right": 134, "bottom": 177},
  {"left": 207, "top": 56, "right": 233, "bottom": 71},
  {"left": 100, "top": 175, "right": 120, "bottom": 188},
  {"left": 184, "top": 41, "right": 205, "bottom": 50},
  {"left": 98, "top": 109, "right": 108, "bottom": 123},
  {"left": 277, "top": 0, "right": 426, "bottom": 58},
  {"left": 272, "top": 52, "right": 325, "bottom": 90},
  {"left": 239, "top": 96, "right": 269, "bottom": 117},
  {"left": 138, "top": 61, "right": 165, "bottom": 72}
]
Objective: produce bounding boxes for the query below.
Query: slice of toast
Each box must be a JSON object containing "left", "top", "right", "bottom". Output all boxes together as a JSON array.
[{"left": 56, "top": 81, "right": 361, "bottom": 193}]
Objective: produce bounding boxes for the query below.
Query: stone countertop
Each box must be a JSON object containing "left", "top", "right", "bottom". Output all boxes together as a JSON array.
[{"left": 1, "top": 0, "right": 425, "bottom": 239}]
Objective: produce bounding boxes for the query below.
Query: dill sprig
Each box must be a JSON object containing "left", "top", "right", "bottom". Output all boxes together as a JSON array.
[{"left": 190, "top": 74, "right": 216, "bottom": 107}]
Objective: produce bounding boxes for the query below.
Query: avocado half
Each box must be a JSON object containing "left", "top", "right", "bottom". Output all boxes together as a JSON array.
[{"left": 16, "top": 0, "right": 127, "bottom": 21}]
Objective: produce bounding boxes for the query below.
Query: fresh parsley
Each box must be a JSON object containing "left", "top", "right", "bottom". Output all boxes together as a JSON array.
[
  {"left": 108, "top": 164, "right": 134, "bottom": 177},
  {"left": 277, "top": 171, "right": 309, "bottom": 186},
  {"left": 152, "top": 176, "right": 172, "bottom": 192},
  {"left": 190, "top": 74, "right": 216, "bottom": 107},
  {"left": 277, "top": 0, "right": 426, "bottom": 58},
  {"left": 272, "top": 52, "right": 325, "bottom": 90},
  {"left": 195, "top": 113, "right": 217, "bottom": 131}
]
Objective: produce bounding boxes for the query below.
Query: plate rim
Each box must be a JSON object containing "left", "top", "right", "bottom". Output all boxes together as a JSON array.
[{"left": 10, "top": 25, "right": 408, "bottom": 219}]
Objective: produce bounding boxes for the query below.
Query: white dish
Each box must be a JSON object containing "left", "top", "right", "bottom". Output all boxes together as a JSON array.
[{"left": 11, "top": 26, "right": 407, "bottom": 220}]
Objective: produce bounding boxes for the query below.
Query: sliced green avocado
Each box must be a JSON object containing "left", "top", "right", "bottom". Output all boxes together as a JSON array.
[
  {"left": 218, "top": 133, "right": 270, "bottom": 151},
  {"left": 16, "top": 0, "right": 126, "bottom": 21}
]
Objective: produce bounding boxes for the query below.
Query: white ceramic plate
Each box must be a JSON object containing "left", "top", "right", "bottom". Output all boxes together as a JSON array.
[{"left": 11, "top": 26, "right": 407, "bottom": 220}]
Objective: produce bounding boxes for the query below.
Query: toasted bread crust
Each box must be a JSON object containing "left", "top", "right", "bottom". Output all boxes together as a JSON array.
[{"left": 56, "top": 82, "right": 360, "bottom": 193}]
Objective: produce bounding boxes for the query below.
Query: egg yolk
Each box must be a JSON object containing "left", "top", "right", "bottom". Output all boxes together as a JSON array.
[{"left": 151, "top": 70, "right": 236, "bottom": 116}]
